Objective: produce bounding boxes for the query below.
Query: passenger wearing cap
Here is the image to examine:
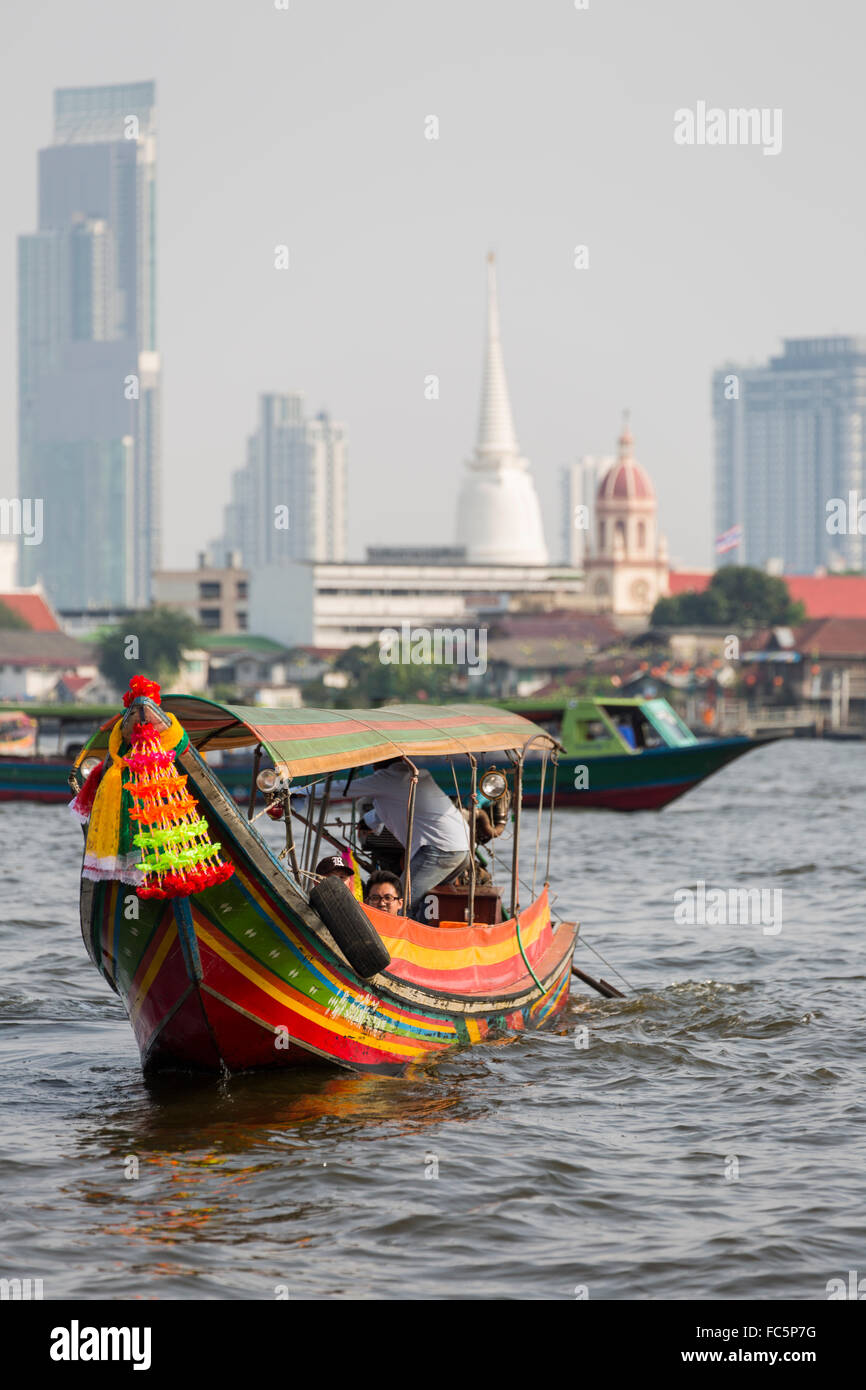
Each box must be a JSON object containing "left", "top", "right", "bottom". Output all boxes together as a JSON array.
[{"left": 315, "top": 855, "right": 354, "bottom": 885}]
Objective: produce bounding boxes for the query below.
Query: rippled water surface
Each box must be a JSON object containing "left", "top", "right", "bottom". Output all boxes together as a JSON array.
[{"left": 1, "top": 740, "right": 864, "bottom": 1299}]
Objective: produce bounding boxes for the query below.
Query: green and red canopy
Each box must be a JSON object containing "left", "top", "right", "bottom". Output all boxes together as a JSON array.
[{"left": 76, "top": 697, "right": 555, "bottom": 782}]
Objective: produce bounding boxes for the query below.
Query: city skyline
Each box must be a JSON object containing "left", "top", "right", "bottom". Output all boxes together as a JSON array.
[
  {"left": 2, "top": 1, "right": 865, "bottom": 579},
  {"left": 17, "top": 80, "right": 160, "bottom": 609}
]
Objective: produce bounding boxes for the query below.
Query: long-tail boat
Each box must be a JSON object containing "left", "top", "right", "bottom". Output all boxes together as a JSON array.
[
  {"left": 69, "top": 684, "right": 577, "bottom": 1075},
  {"left": 419, "top": 696, "right": 782, "bottom": 811},
  {"left": 3, "top": 693, "right": 781, "bottom": 811},
  {"left": 0, "top": 703, "right": 115, "bottom": 803}
]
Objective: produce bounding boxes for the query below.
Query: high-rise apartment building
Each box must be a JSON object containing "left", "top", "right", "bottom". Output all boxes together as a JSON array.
[
  {"left": 713, "top": 337, "right": 866, "bottom": 573},
  {"left": 560, "top": 455, "right": 614, "bottom": 566},
  {"left": 214, "top": 393, "right": 347, "bottom": 568},
  {"left": 18, "top": 82, "right": 160, "bottom": 608}
]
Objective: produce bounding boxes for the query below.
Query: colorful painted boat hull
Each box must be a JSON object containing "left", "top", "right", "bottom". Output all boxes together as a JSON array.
[{"left": 79, "top": 746, "right": 577, "bottom": 1075}]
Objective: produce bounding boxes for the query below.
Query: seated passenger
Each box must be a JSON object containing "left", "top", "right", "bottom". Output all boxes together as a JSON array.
[
  {"left": 337, "top": 758, "right": 470, "bottom": 922},
  {"left": 315, "top": 854, "right": 355, "bottom": 887},
  {"left": 617, "top": 719, "right": 637, "bottom": 749},
  {"left": 364, "top": 871, "right": 404, "bottom": 916}
]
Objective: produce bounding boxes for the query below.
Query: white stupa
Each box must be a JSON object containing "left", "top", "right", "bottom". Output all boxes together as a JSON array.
[{"left": 456, "top": 254, "right": 549, "bottom": 565}]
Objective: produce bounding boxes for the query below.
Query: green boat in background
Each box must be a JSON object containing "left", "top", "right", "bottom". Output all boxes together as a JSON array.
[
  {"left": 420, "top": 696, "right": 780, "bottom": 811},
  {"left": 0, "top": 694, "right": 777, "bottom": 813}
]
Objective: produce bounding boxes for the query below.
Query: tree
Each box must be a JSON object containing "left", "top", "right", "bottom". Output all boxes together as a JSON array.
[
  {"left": 651, "top": 567, "right": 805, "bottom": 630},
  {"left": 331, "top": 641, "right": 467, "bottom": 706},
  {"left": 0, "top": 599, "right": 28, "bottom": 630},
  {"left": 96, "top": 606, "right": 200, "bottom": 694}
]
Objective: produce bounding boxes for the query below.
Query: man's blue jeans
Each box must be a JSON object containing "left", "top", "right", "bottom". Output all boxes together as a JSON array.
[{"left": 404, "top": 846, "right": 470, "bottom": 922}]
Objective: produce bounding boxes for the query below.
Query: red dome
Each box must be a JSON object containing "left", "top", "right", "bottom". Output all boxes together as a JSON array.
[{"left": 596, "top": 423, "right": 655, "bottom": 503}]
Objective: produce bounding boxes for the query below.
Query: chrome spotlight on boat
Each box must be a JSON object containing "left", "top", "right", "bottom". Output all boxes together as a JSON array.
[
  {"left": 479, "top": 769, "right": 508, "bottom": 800},
  {"left": 256, "top": 767, "right": 281, "bottom": 794},
  {"left": 80, "top": 756, "right": 101, "bottom": 778}
]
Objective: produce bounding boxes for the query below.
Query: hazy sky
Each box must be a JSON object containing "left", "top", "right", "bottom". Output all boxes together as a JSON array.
[{"left": 2, "top": 0, "right": 864, "bottom": 572}]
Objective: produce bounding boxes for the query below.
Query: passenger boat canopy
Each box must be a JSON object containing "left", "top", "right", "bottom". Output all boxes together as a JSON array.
[{"left": 77, "top": 697, "right": 558, "bottom": 782}]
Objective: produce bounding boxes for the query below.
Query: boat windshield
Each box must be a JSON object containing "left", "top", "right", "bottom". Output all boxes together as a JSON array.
[
  {"left": 515, "top": 712, "right": 562, "bottom": 756},
  {"left": 641, "top": 699, "right": 697, "bottom": 748}
]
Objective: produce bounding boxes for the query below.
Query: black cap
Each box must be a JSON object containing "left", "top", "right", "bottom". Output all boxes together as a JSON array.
[{"left": 316, "top": 855, "right": 352, "bottom": 877}]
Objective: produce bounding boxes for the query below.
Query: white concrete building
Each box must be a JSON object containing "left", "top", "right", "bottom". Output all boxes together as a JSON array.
[{"left": 248, "top": 552, "right": 586, "bottom": 650}]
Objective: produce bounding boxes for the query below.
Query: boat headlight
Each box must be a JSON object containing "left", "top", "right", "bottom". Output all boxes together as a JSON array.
[
  {"left": 480, "top": 770, "right": 508, "bottom": 800},
  {"left": 80, "top": 756, "right": 101, "bottom": 778},
  {"left": 256, "top": 768, "right": 281, "bottom": 794}
]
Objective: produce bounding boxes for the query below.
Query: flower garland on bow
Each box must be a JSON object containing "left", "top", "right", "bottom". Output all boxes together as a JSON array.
[{"left": 74, "top": 676, "right": 234, "bottom": 897}]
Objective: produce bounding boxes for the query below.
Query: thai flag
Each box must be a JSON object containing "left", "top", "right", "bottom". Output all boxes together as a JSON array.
[{"left": 715, "top": 524, "right": 743, "bottom": 555}]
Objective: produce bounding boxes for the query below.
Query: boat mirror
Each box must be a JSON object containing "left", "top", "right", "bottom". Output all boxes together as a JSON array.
[
  {"left": 480, "top": 770, "right": 508, "bottom": 800},
  {"left": 256, "top": 768, "right": 281, "bottom": 794},
  {"left": 80, "top": 756, "right": 101, "bottom": 778}
]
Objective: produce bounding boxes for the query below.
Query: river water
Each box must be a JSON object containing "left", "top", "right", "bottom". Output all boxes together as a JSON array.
[{"left": 1, "top": 739, "right": 863, "bottom": 1300}]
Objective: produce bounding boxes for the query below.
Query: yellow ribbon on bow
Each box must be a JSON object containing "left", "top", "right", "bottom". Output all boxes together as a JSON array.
[{"left": 83, "top": 713, "right": 186, "bottom": 883}]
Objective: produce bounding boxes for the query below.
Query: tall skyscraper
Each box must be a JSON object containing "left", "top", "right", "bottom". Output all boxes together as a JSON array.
[
  {"left": 214, "top": 393, "right": 347, "bottom": 568},
  {"left": 18, "top": 82, "right": 160, "bottom": 609},
  {"left": 713, "top": 337, "right": 866, "bottom": 574},
  {"left": 561, "top": 454, "right": 613, "bottom": 566},
  {"left": 456, "top": 254, "right": 548, "bottom": 565}
]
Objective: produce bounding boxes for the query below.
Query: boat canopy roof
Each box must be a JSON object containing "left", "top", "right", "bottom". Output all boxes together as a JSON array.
[
  {"left": 0, "top": 702, "right": 115, "bottom": 722},
  {"left": 81, "top": 696, "right": 557, "bottom": 780}
]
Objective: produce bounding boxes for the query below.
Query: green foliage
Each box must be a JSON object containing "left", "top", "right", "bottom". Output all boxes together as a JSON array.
[
  {"left": 209, "top": 683, "right": 243, "bottom": 705},
  {"left": 651, "top": 567, "right": 806, "bottom": 630},
  {"left": 0, "top": 600, "right": 28, "bottom": 630},
  {"left": 97, "top": 606, "right": 200, "bottom": 694},
  {"left": 316, "top": 642, "right": 469, "bottom": 707}
]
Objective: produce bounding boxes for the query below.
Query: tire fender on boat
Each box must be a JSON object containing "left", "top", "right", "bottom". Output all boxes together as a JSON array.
[{"left": 308, "top": 876, "right": 391, "bottom": 980}]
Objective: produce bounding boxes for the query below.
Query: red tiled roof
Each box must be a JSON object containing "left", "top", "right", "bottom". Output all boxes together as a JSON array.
[
  {"left": 668, "top": 571, "right": 712, "bottom": 596},
  {"left": 791, "top": 618, "right": 866, "bottom": 656},
  {"left": 490, "top": 612, "right": 622, "bottom": 643},
  {"left": 668, "top": 571, "right": 866, "bottom": 620},
  {"left": 0, "top": 592, "right": 61, "bottom": 632},
  {"left": 786, "top": 576, "right": 866, "bottom": 619},
  {"left": 0, "top": 631, "right": 94, "bottom": 666}
]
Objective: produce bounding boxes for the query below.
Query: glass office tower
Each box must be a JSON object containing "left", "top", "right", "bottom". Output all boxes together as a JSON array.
[
  {"left": 713, "top": 337, "right": 866, "bottom": 573},
  {"left": 18, "top": 82, "right": 160, "bottom": 608}
]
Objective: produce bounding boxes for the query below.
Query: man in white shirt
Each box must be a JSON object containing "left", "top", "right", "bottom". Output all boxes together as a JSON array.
[{"left": 338, "top": 758, "right": 470, "bottom": 922}]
